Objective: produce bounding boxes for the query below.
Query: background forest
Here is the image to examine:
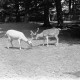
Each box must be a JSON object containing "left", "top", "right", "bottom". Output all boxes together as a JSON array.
[{"left": 0, "top": 0, "right": 80, "bottom": 28}]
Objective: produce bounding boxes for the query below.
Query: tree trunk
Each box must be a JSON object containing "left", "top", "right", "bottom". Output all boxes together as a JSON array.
[
  {"left": 69, "top": 0, "right": 71, "bottom": 13},
  {"left": 72, "top": 0, "right": 76, "bottom": 20},
  {"left": 24, "top": 0, "right": 31, "bottom": 22},
  {"left": 42, "top": 0, "right": 52, "bottom": 28},
  {"left": 44, "top": 4, "right": 50, "bottom": 26},
  {"left": 54, "top": 0, "right": 63, "bottom": 28},
  {"left": 15, "top": 0, "right": 20, "bottom": 22}
]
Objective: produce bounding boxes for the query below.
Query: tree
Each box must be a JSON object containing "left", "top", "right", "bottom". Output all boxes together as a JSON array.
[
  {"left": 0, "top": 0, "right": 64, "bottom": 25},
  {"left": 24, "top": 0, "right": 31, "bottom": 22},
  {"left": 14, "top": 0, "right": 20, "bottom": 22},
  {"left": 43, "top": 0, "right": 50, "bottom": 27},
  {"left": 69, "top": 0, "right": 71, "bottom": 13},
  {"left": 72, "top": 0, "right": 76, "bottom": 20},
  {"left": 41, "top": 0, "right": 54, "bottom": 28},
  {"left": 54, "top": 0, "right": 63, "bottom": 28}
]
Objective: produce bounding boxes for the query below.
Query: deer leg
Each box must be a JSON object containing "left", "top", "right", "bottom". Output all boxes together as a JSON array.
[
  {"left": 7, "top": 39, "right": 10, "bottom": 49},
  {"left": 43, "top": 37, "right": 45, "bottom": 46},
  {"left": 55, "top": 35, "right": 59, "bottom": 46},
  {"left": 7, "top": 37, "right": 13, "bottom": 49},
  {"left": 18, "top": 39, "right": 21, "bottom": 50},
  {"left": 46, "top": 36, "right": 49, "bottom": 47},
  {"left": 10, "top": 39, "right": 13, "bottom": 47}
]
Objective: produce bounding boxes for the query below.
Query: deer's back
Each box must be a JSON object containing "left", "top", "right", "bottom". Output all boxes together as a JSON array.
[
  {"left": 6, "top": 30, "right": 25, "bottom": 39},
  {"left": 43, "top": 28, "right": 60, "bottom": 36}
]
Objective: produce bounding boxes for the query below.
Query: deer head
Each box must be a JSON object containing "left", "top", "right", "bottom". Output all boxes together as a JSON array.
[{"left": 30, "top": 28, "right": 39, "bottom": 40}]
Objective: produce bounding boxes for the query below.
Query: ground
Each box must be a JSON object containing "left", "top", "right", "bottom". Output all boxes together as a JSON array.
[{"left": 0, "top": 23, "right": 80, "bottom": 80}]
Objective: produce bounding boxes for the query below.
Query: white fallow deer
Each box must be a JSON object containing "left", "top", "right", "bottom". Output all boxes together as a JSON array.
[
  {"left": 5, "top": 29, "right": 32, "bottom": 50},
  {"left": 31, "top": 28, "right": 61, "bottom": 47}
]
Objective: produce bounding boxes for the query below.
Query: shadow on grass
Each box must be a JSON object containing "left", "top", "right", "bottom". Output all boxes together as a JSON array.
[
  {"left": 5, "top": 46, "right": 32, "bottom": 50},
  {"left": 59, "top": 29, "right": 80, "bottom": 46},
  {"left": 0, "top": 22, "right": 41, "bottom": 38},
  {"left": 37, "top": 43, "right": 56, "bottom": 47},
  {"left": 64, "top": 71, "right": 80, "bottom": 78},
  {"left": 0, "top": 22, "right": 40, "bottom": 31}
]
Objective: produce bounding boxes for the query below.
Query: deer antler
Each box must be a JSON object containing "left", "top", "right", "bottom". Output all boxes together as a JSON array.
[
  {"left": 30, "top": 28, "right": 39, "bottom": 40},
  {"left": 36, "top": 28, "right": 39, "bottom": 33},
  {"left": 34, "top": 28, "right": 39, "bottom": 35},
  {"left": 30, "top": 30, "right": 34, "bottom": 36}
]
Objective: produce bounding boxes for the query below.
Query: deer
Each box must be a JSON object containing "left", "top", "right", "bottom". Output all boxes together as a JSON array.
[
  {"left": 30, "top": 28, "right": 39, "bottom": 40},
  {"left": 30, "top": 28, "right": 61, "bottom": 47},
  {"left": 5, "top": 29, "right": 32, "bottom": 50}
]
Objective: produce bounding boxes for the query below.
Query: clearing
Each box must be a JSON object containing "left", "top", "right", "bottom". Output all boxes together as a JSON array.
[{"left": 0, "top": 23, "right": 80, "bottom": 80}]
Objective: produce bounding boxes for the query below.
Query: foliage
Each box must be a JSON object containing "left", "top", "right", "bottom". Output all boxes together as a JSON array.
[{"left": 0, "top": 0, "right": 76, "bottom": 27}]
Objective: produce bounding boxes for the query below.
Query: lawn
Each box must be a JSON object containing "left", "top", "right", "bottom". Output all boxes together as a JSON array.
[{"left": 0, "top": 22, "right": 80, "bottom": 80}]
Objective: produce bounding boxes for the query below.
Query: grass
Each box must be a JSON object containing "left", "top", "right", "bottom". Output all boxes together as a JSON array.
[{"left": 0, "top": 22, "right": 80, "bottom": 80}]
